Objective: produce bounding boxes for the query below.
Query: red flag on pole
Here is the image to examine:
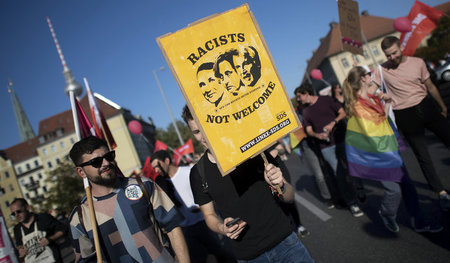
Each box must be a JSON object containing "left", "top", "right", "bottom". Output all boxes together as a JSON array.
[
  {"left": 172, "top": 139, "right": 194, "bottom": 166},
  {"left": 75, "top": 98, "right": 95, "bottom": 139},
  {"left": 154, "top": 140, "right": 168, "bottom": 152},
  {"left": 85, "top": 78, "right": 117, "bottom": 149},
  {"left": 400, "top": 1, "right": 443, "bottom": 56},
  {"left": 141, "top": 157, "right": 159, "bottom": 181}
]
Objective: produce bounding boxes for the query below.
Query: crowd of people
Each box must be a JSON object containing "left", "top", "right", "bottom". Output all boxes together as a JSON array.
[{"left": 8, "top": 36, "right": 449, "bottom": 263}]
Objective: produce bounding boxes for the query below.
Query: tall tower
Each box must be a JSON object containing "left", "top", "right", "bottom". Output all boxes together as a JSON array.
[
  {"left": 8, "top": 80, "right": 36, "bottom": 142},
  {"left": 46, "top": 17, "right": 82, "bottom": 98}
]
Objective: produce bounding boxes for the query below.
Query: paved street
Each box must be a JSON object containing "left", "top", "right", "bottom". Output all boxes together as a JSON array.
[{"left": 287, "top": 82, "right": 450, "bottom": 263}]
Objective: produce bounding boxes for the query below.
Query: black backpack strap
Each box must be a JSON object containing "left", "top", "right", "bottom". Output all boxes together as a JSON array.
[
  {"left": 77, "top": 204, "right": 88, "bottom": 234},
  {"left": 136, "top": 175, "right": 151, "bottom": 204}
]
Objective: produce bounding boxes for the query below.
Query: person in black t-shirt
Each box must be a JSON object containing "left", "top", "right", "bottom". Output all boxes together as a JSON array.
[
  {"left": 11, "top": 198, "right": 64, "bottom": 263},
  {"left": 182, "top": 105, "right": 314, "bottom": 262}
]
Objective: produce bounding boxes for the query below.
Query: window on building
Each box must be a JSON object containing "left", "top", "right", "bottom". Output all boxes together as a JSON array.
[
  {"left": 363, "top": 49, "right": 369, "bottom": 59},
  {"left": 341, "top": 58, "right": 350, "bottom": 68},
  {"left": 60, "top": 141, "right": 65, "bottom": 149},
  {"left": 17, "top": 167, "right": 22, "bottom": 174},
  {"left": 43, "top": 186, "right": 47, "bottom": 193},
  {"left": 9, "top": 185, "right": 14, "bottom": 191},
  {"left": 34, "top": 160, "right": 39, "bottom": 167},
  {"left": 26, "top": 163, "right": 31, "bottom": 171},
  {"left": 56, "top": 158, "right": 61, "bottom": 164},
  {"left": 47, "top": 161, "right": 53, "bottom": 168},
  {"left": 70, "top": 138, "right": 75, "bottom": 144},
  {"left": 4, "top": 171, "right": 9, "bottom": 178},
  {"left": 353, "top": 55, "right": 360, "bottom": 63},
  {"left": 5, "top": 201, "right": 9, "bottom": 207},
  {"left": 43, "top": 148, "right": 48, "bottom": 155},
  {"left": 38, "top": 173, "right": 43, "bottom": 179},
  {"left": 21, "top": 179, "right": 26, "bottom": 186},
  {"left": 51, "top": 145, "right": 57, "bottom": 152},
  {"left": 372, "top": 46, "right": 380, "bottom": 56},
  {"left": 25, "top": 193, "right": 30, "bottom": 199}
]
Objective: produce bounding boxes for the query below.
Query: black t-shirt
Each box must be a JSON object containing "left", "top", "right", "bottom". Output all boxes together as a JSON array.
[
  {"left": 190, "top": 152, "right": 292, "bottom": 260},
  {"left": 14, "top": 213, "right": 64, "bottom": 262}
]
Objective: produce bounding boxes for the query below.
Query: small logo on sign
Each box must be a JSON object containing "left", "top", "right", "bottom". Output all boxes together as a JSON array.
[{"left": 125, "top": 185, "right": 143, "bottom": 201}]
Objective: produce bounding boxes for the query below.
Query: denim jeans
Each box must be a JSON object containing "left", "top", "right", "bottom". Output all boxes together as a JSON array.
[
  {"left": 379, "top": 171, "right": 421, "bottom": 222},
  {"left": 237, "top": 232, "right": 314, "bottom": 263},
  {"left": 302, "top": 141, "right": 331, "bottom": 200},
  {"left": 320, "top": 143, "right": 357, "bottom": 206}
]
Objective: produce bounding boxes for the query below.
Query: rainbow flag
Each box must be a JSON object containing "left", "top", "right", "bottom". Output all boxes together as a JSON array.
[{"left": 345, "top": 99, "right": 405, "bottom": 182}]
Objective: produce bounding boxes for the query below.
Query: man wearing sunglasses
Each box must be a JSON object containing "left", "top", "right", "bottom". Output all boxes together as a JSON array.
[
  {"left": 10, "top": 198, "right": 65, "bottom": 263},
  {"left": 68, "top": 136, "right": 189, "bottom": 263}
]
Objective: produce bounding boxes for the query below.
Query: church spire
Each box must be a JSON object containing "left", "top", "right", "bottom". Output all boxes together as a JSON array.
[{"left": 8, "top": 80, "right": 36, "bottom": 142}]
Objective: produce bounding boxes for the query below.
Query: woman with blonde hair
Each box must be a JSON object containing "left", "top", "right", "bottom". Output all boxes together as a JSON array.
[{"left": 343, "top": 66, "right": 441, "bottom": 233}]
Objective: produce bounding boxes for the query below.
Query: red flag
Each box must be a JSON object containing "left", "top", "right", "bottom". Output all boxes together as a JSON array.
[
  {"left": 176, "top": 139, "right": 194, "bottom": 156},
  {"left": 85, "top": 79, "right": 117, "bottom": 149},
  {"left": 172, "top": 139, "right": 194, "bottom": 166},
  {"left": 75, "top": 98, "right": 95, "bottom": 139},
  {"left": 141, "top": 156, "right": 159, "bottom": 181},
  {"left": 400, "top": 1, "right": 443, "bottom": 56},
  {"left": 154, "top": 140, "right": 168, "bottom": 152}
]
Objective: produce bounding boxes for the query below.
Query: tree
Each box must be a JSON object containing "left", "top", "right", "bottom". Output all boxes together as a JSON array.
[
  {"left": 155, "top": 120, "right": 204, "bottom": 154},
  {"left": 415, "top": 15, "right": 450, "bottom": 64},
  {"left": 44, "top": 161, "right": 85, "bottom": 214}
]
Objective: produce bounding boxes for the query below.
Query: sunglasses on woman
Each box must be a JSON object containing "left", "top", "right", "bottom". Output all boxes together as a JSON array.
[{"left": 78, "top": 151, "right": 116, "bottom": 168}]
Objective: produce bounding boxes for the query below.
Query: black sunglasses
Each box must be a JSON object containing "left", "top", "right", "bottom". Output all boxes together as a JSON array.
[
  {"left": 78, "top": 151, "right": 116, "bottom": 168},
  {"left": 11, "top": 210, "right": 24, "bottom": 216}
]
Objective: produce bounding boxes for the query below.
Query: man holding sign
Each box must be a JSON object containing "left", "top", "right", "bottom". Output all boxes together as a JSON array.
[{"left": 182, "top": 106, "right": 314, "bottom": 262}]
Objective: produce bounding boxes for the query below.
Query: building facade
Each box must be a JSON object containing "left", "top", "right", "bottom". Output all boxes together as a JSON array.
[{"left": 0, "top": 93, "right": 156, "bottom": 229}]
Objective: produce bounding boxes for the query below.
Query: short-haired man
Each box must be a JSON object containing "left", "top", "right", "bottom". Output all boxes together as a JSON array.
[
  {"left": 297, "top": 85, "right": 364, "bottom": 217},
  {"left": 214, "top": 49, "right": 245, "bottom": 97},
  {"left": 181, "top": 105, "right": 314, "bottom": 262},
  {"left": 68, "top": 136, "right": 189, "bottom": 263},
  {"left": 235, "top": 45, "right": 261, "bottom": 87},
  {"left": 373, "top": 36, "right": 450, "bottom": 210},
  {"left": 11, "top": 198, "right": 65, "bottom": 263},
  {"left": 151, "top": 150, "right": 236, "bottom": 263},
  {"left": 197, "top": 62, "right": 225, "bottom": 107}
]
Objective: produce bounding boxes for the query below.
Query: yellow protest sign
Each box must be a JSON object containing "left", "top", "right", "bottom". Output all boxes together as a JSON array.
[{"left": 157, "top": 4, "right": 300, "bottom": 175}]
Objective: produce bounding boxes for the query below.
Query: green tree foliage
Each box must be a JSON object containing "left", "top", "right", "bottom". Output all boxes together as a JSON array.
[
  {"left": 44, "top": 162, "right": 85, "bottom": 214},
  {"left": 155, "top": 120, "right": 204, "bottom": 154},
  {"left": 415, "top": 15, "right": 450, "bottom": 64}
]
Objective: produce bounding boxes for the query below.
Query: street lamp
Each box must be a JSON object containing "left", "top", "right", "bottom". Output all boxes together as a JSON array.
[{"left": 152, "top": 67, "right": 185, "bottom": 147}]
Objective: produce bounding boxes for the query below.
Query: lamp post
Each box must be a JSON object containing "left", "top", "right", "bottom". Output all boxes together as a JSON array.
[{"left": 153, "top": 67, "right": 185, "bottom": 147}]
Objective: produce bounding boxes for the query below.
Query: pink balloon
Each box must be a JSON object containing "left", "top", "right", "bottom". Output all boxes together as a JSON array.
[
  {"left": 311, "top": 69, "right": 323, "bottom": 80},
  {"left": 394, "top": 17, "right": 412, "bottom": 33},
  {"left": 128, "top": 120, "right": 142, "bottom": 135}
]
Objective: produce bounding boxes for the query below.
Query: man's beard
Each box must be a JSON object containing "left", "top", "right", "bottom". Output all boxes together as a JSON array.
[{"left": 89, "top": 164, "right": 118, "bottom": 188}]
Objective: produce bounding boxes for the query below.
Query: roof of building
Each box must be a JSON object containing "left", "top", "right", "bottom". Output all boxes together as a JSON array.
[
  {"left": 305, "top": 14, "right": 395, "bottom": 75},
  {"left": 3, "top": 137, "right": 40, "bottom": 164},
  {"left": 38, "top": 94, "right": 122, "bottom": 137},
  {"left": 304, "top": 2, "right": 450, "bottom": 77},
  {"left": 2, "top": 94, "right": 123, "bottom": 164}
]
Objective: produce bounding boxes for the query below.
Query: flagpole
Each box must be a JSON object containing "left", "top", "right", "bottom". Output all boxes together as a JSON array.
[
  {"left": 47, "top": 17, "right": 103, "bottom": 263},
  {"left": 152, "top": 67, "right": 185, "bottom": 146}
]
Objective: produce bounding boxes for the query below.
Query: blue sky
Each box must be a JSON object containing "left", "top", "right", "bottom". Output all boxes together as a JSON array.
[{"left": 0, "top": 0, "right": 447, "bottom": 149}]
